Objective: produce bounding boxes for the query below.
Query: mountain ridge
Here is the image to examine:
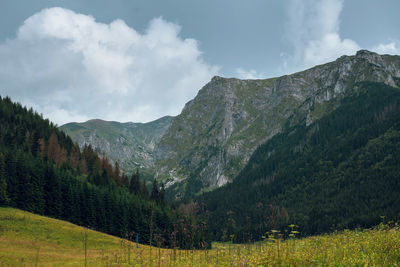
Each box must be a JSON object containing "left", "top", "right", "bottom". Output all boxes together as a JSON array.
[
  {"left": 154, "top": 50, "right": 400, "bottom": 199},
  {"left": 60, "top": 116, "right": 173, "bottom": 175}
]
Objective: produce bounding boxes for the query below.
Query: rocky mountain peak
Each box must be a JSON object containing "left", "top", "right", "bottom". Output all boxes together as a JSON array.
[{"left": 355, "top": 49, "right": 381, "bottom": 61}]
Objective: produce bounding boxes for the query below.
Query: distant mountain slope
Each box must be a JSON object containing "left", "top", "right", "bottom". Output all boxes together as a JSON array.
[
  {"left": 198, "top": 82, "right": 400, "bottom": 241},
  {"left": 154, "top": 50, "right": 400, "bottom": 199},
  {"left": 60, "top": 116, "right": 172, "bottom": 174}
]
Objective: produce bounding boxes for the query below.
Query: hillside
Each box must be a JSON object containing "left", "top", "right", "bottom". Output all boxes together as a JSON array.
[
  {"left": 0, "top": 96, "right": 207, "bottom": 250},
  {"left": 0, "top": 207, "right": 137, "bottom": 266},
  {"left": 1, "top": 207, "right": 399, "bottom": 266},
  {"left": 154, "top": 50, "right": 400, "bottom": 200},
  {"left": 197, "top": 81, "right": 400, "bottom": 241},
  {"left": 60, "top": 116, "right": 172, "bottom": 175}
]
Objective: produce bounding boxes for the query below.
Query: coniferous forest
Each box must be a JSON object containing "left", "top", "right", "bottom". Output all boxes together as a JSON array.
[
  {"left": 197, "top": 82, "right": 400, "bottom": 242},
  {"left": 0, "top": 96, "right": 210, "bottom": 249}
]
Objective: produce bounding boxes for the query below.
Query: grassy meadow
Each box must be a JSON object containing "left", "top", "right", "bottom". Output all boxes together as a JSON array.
[{"left": 0, "top": 207, "right": 399, "bottom": 266}]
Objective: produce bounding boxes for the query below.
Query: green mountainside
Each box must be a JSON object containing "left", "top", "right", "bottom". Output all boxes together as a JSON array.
[
  {"left": 197, "top": 82, "right": 400, "bottom": 241},
  {"left": 60, "top": 116, "right": 172, "bottom": 176},
  {"left": 154, "top": 50, "right": 400, "bottom": 200}
]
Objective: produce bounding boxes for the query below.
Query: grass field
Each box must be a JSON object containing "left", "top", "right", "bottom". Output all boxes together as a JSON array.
[{"left": 0, "top": 207, "right": 399, "bottom": 266}]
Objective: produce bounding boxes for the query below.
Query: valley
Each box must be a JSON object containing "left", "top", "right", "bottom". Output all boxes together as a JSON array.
[
  {"left": 1, "top": 1, "right": 400, "bottom": 265},
  {"left": 1, "top": 50, "right": 400, "bottom": 265}
]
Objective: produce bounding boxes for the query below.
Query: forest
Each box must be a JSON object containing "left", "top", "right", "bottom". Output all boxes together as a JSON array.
[{"left": 0, "top": 96, "right": 210, "bottom": 249}]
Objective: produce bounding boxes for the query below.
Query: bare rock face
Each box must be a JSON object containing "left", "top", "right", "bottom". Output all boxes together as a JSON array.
[
  {"left": 60, "top": 116, "right": 172, "bottom": 175},
  {"left": 154, "top": 50, "right": 400, "bottom": 199}
]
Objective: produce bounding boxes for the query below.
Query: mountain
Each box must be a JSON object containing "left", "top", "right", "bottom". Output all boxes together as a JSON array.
[
  {"left": 154, "top": 50, "right": 400, "bottom": 199},
  {"left": 60, "top": 116, "right": 172, "bottom": 175},
  {"left": 198, "top": 81, "right": 400, "bottom": 241}
]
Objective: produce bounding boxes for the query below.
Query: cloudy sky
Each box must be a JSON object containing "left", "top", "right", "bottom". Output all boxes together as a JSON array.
[{"left": 0, "top": 0, "right": 399, "bottom": 125}]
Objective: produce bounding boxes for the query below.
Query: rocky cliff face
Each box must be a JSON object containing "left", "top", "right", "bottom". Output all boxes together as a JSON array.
[
  {"left": 60, "top": 116, "right": 172, "bottom": 174},
  {"left": 154, "top": 50, "right": 400, "bottom": 199}
]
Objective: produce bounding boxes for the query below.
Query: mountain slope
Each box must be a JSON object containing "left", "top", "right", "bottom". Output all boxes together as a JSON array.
[
  {"left": 197, "top": 81, "right": 400, "bottom": 241},
  {"left": 60, "top": 116, "right": 172, "bottom": 174},
  {"left": 154, "top": 50, "right": 400, "bottom": 199}
]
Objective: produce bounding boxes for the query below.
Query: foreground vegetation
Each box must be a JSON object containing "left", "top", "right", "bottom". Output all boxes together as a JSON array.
[{"left": 1, "top": 207, "right": 399, "bottom": 266}]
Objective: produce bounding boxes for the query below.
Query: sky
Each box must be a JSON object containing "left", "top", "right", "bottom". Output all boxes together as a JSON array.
[{"left": 0, "top": 0, "right": 399, "bottom": 125}]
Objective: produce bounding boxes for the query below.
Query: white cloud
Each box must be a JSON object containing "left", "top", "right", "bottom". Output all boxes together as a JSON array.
[
  {"left": 372, "top": 42, "right": 399, "bottom": 55},
  {"left": 303, "top": 33, "right": 359, "bottom": 67},
  {"left": 0, "top": 7, "right": 219, "bottom": 125},
  {"left": 285, "top": 0, "right": 359, "bottom": 70},
  {"left": 235, "top": 68, "right": 264, "bottom": 79},
  {"left": 283, "top": 0, "right": 399, "bottom": 72}
]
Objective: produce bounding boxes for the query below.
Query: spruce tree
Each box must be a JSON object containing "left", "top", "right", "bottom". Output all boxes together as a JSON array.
[
  {"left": 0, "top": 154, "right": 10, "bottom": 206},
  {"left": 129, "top": 169, "right": 140, "bottom": 194},
  {"left": 151, "top": 179, "right": 159, "bottom": 202}
]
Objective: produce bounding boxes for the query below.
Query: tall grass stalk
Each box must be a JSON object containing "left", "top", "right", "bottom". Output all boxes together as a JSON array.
[
  {"left": 83, "top": 228, "right": 88, "bottom": 267},
  {"left": 149, "top": 202, "right": 154, "bottom": 267}
]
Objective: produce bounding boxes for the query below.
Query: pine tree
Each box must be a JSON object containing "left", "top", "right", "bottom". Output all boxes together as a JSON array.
[
  {"left": 68, "top": 144, "right": 80, "bottom": 170},
  {"left": 44, "top": 165, "right": 62, "bottom": 218},
  {"left": 38, "top": 138, "right": 46, "bottom": 158},
  {"left": 79, "top": 158, "right": 88, "bottom": 175},
  {"left": 114, "top": 161, "right": 121, "bottom": 185},
  {"left": 31, "top": 131, "right": 40, "bottom": 156},
  {"left": 129, "top": 169, "right": 140, "bottom": 194},
  {"left": 4, "top": 151, "right": 17, "bottom": 206},
  {"left": 141, "top": 179, "right": 149, "bottom": 198},
  {"left": 47, "top": 132, "right": 60, "bottom": 163},
  {"left": 151, "top": 179, "right": 159, "bottom": 202},
  {"left": 121, "top": 173, "right": 129, "bottom": 187},
  {"left": 0, "top": 154, "right": 10, "bottom": 206},
  {"left": 159, "top": 183, "right": 166, "bottom": 205}
]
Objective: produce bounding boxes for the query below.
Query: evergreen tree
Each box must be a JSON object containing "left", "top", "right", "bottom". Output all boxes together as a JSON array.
[
  {"left": 47, "top": 132, "right": 60, "bottom": 163},
  {"left": 141, "top": 179, "right": 149, "bottom": 198},
  {"left": 129, "top": 169, "right": 140, "bottom": 194},
  {"left": 151, "top": 179, "right": 159, "bottom": 202},
  {"left": 0, "top": 154, "right": 10, "bottom": 206}
]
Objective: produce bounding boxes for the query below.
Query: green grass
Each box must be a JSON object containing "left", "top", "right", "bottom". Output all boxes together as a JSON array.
[
  {"left": 1, "top": 207, "right": 400, "bottom": 266},
  {"left": 0, "top": 207, "right": 133, "bottom": 266}
]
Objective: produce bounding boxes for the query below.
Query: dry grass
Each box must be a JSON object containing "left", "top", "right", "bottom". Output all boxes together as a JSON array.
[{"left": 1, "top": 207, "right": 399, "bottom": 266}]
